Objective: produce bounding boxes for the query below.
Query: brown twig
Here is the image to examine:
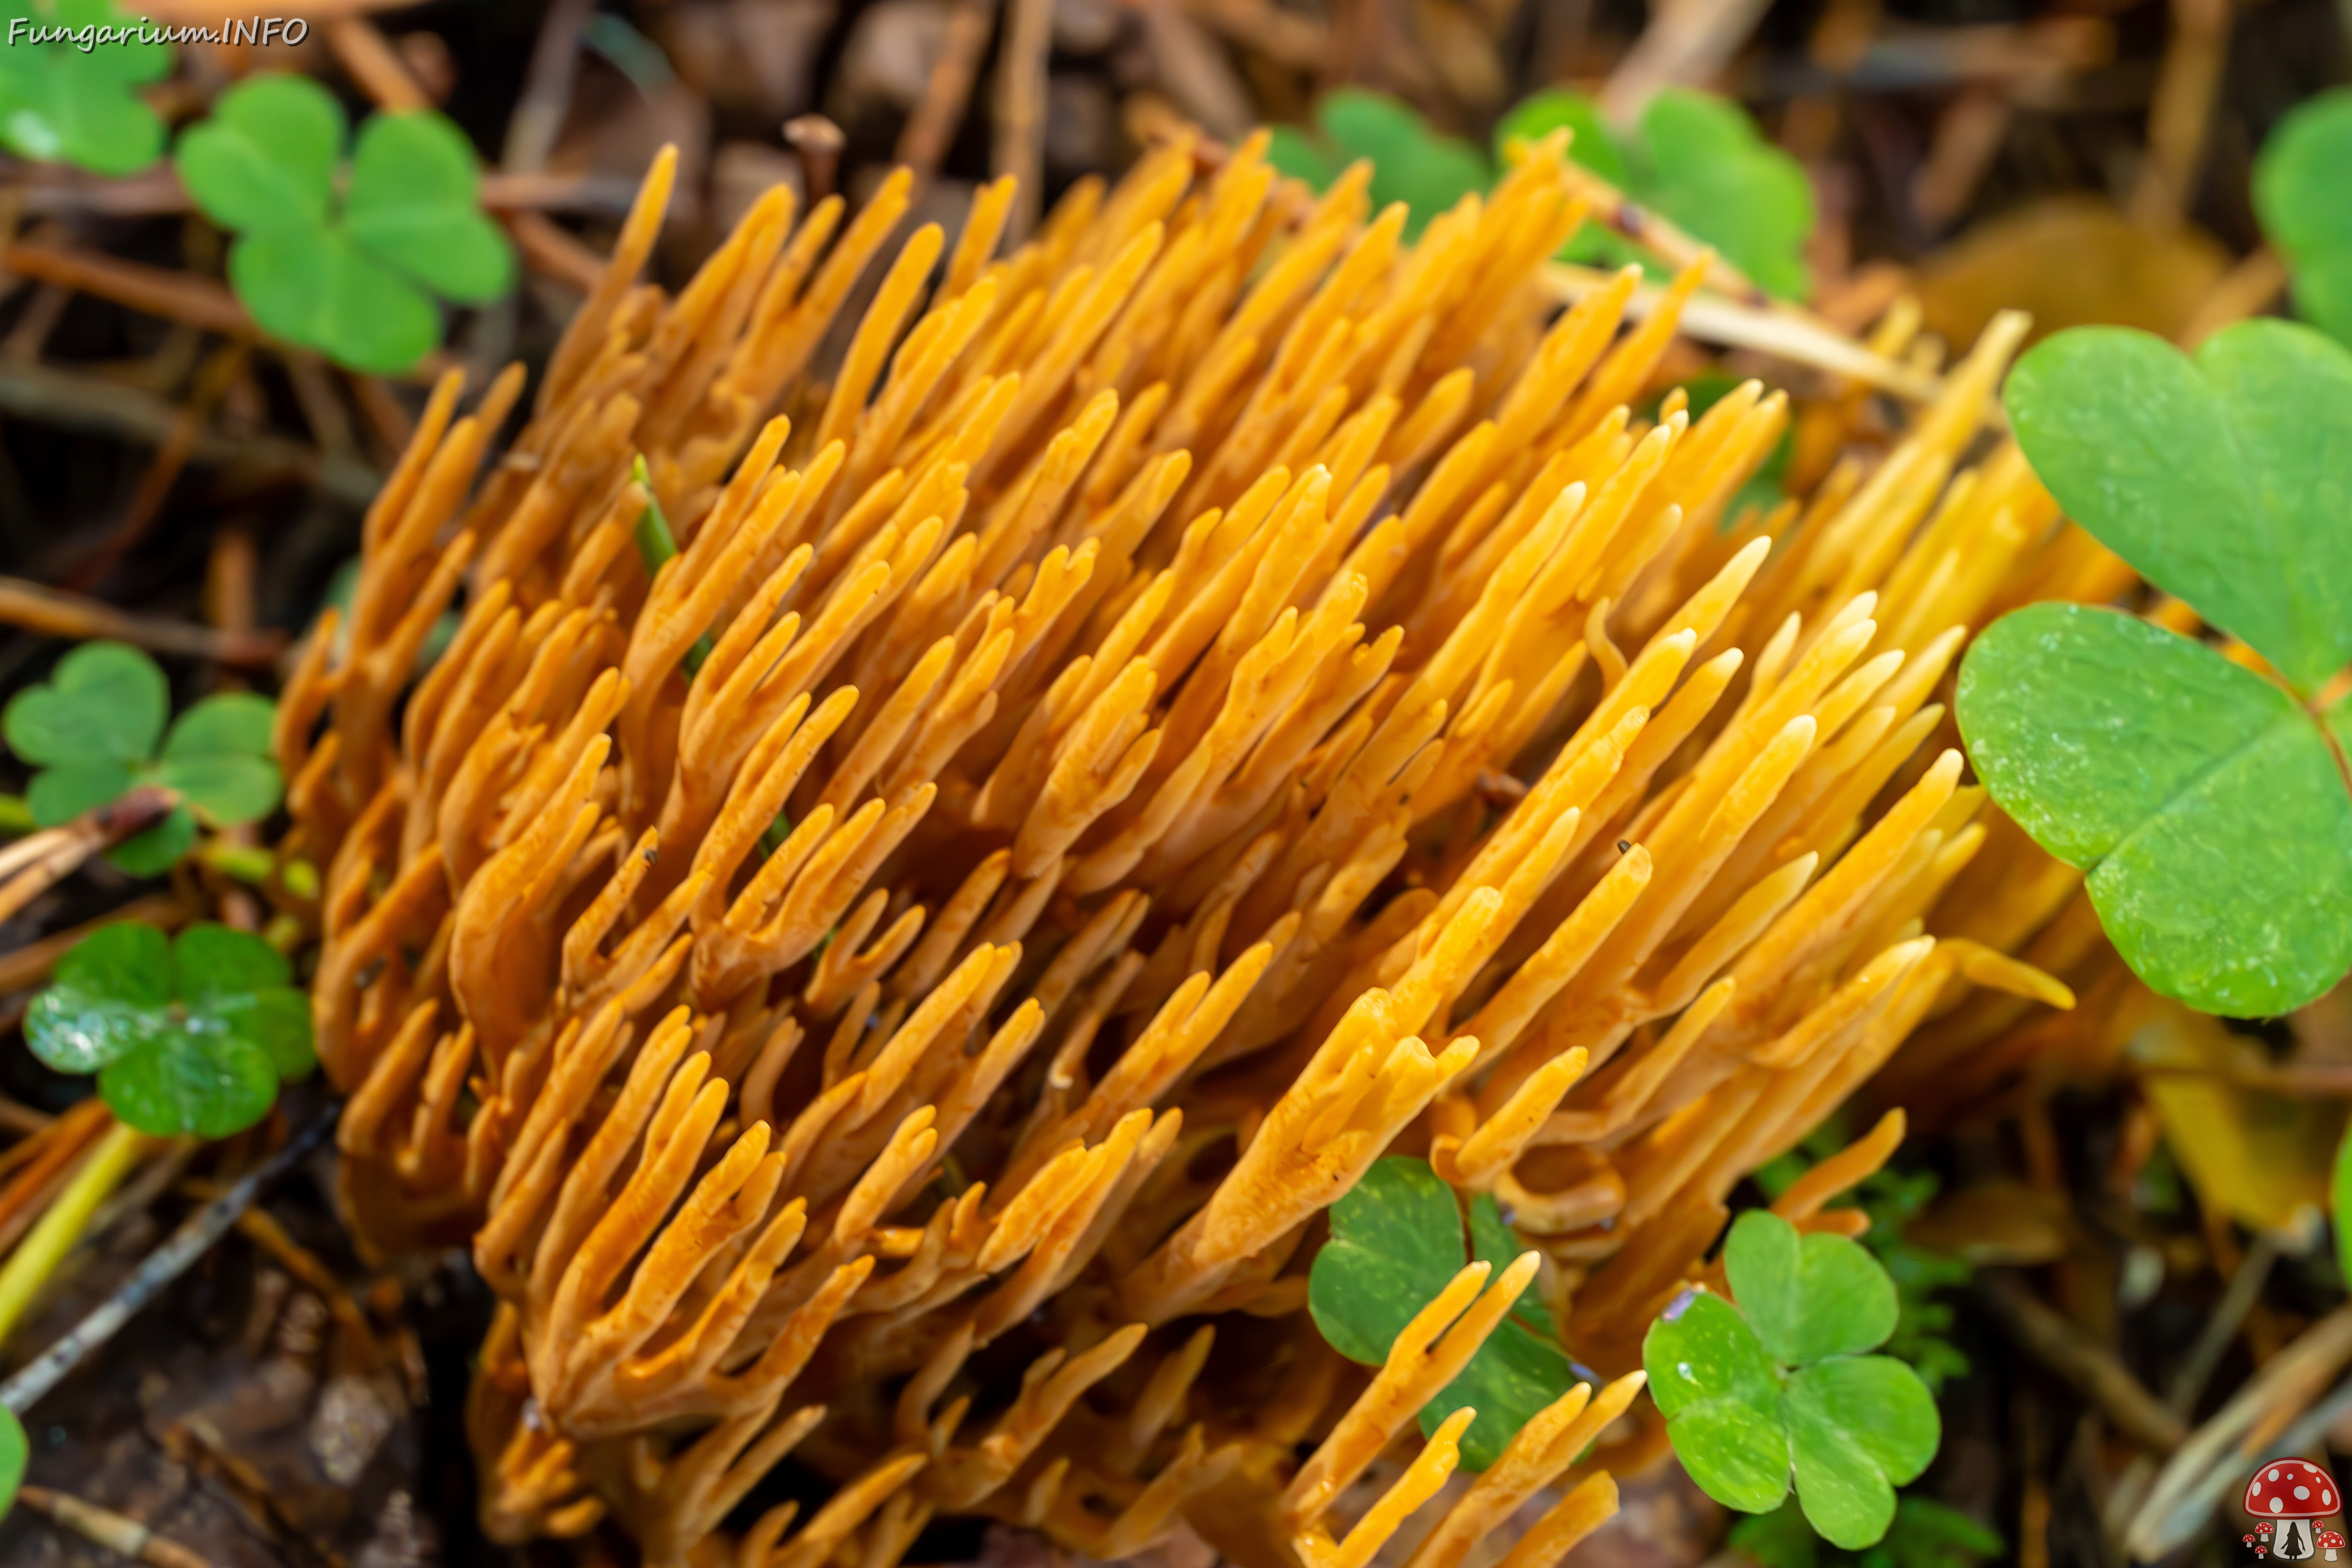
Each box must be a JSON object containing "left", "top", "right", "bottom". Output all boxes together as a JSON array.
[
  {"left": 325, "top": 16, "right": 431, "bottom": 109},
  {"left": 0, "top": 360, "right": 378, "bottom": 507},
  {"left": 2127, "top": 1305, "right": 2352, "bottom": 1557},
  {"left": 502, "top": 0, "right": 596, "bottom": 175},
  {"left": 1977, "top": 1274, "right": 2188, "bottom": 1455},
  {"left": 2129, "top": 0, "right": 2231, "bottom": 230},
  {"left": 17, "top": 1487, "right": 216, "bottom": 1568},
  {"left": 10, "top": 165, "right": 646, "bottom": 219},
  {"left": 2179, "top": 247, "right": 2291, "bottom": 347},
  {"left": 68, "top": 341, "right": 251, "bottom": 592},
  {"left": 503, "top": 211, "right": 609, "bottom": 294},
  {"left": 784, "top": 116, "right": 846, "bottom": 205},
  {"left": 1540, "top": 263, "right": 1948, "bottom": 401},
  {"left": 0, "top": 1111, "right": 336, "bottom": 1414},
  {"left": 0, "top": 244, "right": 254, "bottom": 339},
  {"left": 0, "top": 578, "right": 284, "bottom": 666},
  {"left": 0, "top": 787, "right": 178, "bottom": 927},
  {"left": 995, "top": 0, "right": 1055, "bottom": 241},
  {"left": 1600, "top": 0, "right": 1779, "bottom": 126},
  {"left": 897, "top": 0, "right": 999, "bottom": 176},
  {"left": 1164, "top": 0, "right": 1329, "bottom": 71}
]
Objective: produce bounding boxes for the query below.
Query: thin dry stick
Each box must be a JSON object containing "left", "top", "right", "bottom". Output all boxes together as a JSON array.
[
  {"left": 0, "top": 577, "right": 283, "bottom": 666},
  {"left": 2166, "top": 1231, "right": 2278, "bottom": 1418},
  {"left": 325, "top": 16, "right": 432, "bottom": 109},
  {"left": 1171, "top": 0, "right": 1329, "bottom": 70},
  {"left": 17, "top": 1487, "right": 216, "bottom": 1568},
  {"left": 1977, "top": 1275, "right": 2188, "bottom": 1455},
  {"left": 995, "top": 0, "right": 1055, "bottom": 241},
  {"left": 506, "top": 211, "right": 611, "bottom": 294},
  {"left": 69, "top": 341, "right": 252, "bottom": 592},
  {"left": 1600, "top": 0, "right": 1779, "bottom": 126},
  {"left": 0, "top": 787, "right": 178, "bottom": 927},
  {"left": 1540, "top": 263, "right": 1947, "bottom": 401},
  {"left": 0, "top": 360, "right": 377, "bottom": 507},
  {"left": 0, "top": 1110, "right": 337, "bottom": 1413},
  {"left": 15, "top": 167, "right": 644, "bottom": 219},
  {"left": 502, "top": 0, "right": 596, "bottom": 175},
  {"left": 2129, "top": 0, "right": 2231, "bottom": 229},
  {"left": 898, "top": 0, "right": 1000, "bottom": 176},
  {"left": 0, "top": 244, "right": 252, "bottom": 339},
  {"left": 2179, "top": 247, "right": 2290, "bottom": 347}
]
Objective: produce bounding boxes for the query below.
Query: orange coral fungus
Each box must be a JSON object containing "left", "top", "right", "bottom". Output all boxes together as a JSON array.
[{"left": 282, "top": 131, "right": 2084, "bottom": 1568}]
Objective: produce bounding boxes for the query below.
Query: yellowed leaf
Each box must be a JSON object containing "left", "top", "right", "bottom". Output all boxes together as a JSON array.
[
  {"left": 1920, "top": 197, "right": 2231, "bottom": 350},
  {"left": 2130, "top": 994, "right": 2345, "bottom": 1232}
]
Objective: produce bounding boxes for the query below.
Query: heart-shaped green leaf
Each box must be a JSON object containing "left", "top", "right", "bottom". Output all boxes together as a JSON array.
[
  {"left": 2335, "top": 1121, "right": 2352, "bottom": 1289},
  {"left": 1309, "top": 1157, "right": 1578, "bottom": 1469},
  {"left": 157, "top": 692, "right": 281, "bottom": 826},
  {"left": 1725, "top": 1210, "right": 1898, "bottom": 1365},
  {"left": 2004, "top": 320, "right": 2352, "bottom": 694},
  {"left": 1958, "top": 601, "right": 2352, "bottom": 1015},
  {"left": 232, "top": 223, "right": 442, "bottom": 376},
  {"left": 107, "top": 805, "right": 196, "bottom": 878},
  {"left": 0, "top": 0, "right": 167, "bottom": 175},
  {"left": 1647, "top": 1207, "right": 1935, "bottom": 1548},
  {"left": 1785, "top": 1355, "right": 1940, "bottom": 1548},
  {"left": 2255, "top": 88, "right": 2352, "bottom": 349},
  {"left": 1314, "top": 90, "right": 1490, "bottom": 239},
  {"left": 1309, "top": 1156, "right": 1462, "bottom": 1363},
  {"left": 1265, "top": 126, "right": 1341, "bottom": 192},
  {"left": 26, "top": 921, "right": 173, "bottom": 1072},
  {"left": 221, "top": 989, "right": 317, "bottom": 1080},
  {"left": 1495, "top": 89, "right": 1630, "bottom": 187},
  {"left": 1645, "top": 1291, "right": 1790, "bottom": 1513},
  {"left": 1638, "top": 90, "right": 1814, "bottom": 301},
  {"left": 25, "top": 760, "right": 137, "bottom": 827},
  {"left": 176, "top": 72, "right": 342, "bottom": 235},
  {"left": 100, "top": 1028, "right": 278, "bottom": 1139},
  {"left": 345, "top": 110, "right": 515, "bottom": 304},
  {"left": 26, "top": 921, "right": 311, "bottom": 1140},
  {"left": 173, "top": 922, "right": 291, "bottom": 998},
  {"left": 0, "top": 1404, "right": 21, "bottom": 1517},
  {"left": 1470, "top": 1190, "right": 1553, "bottom": 1336},
  {"left": 5, "top": 640, "right": 167, "bottom": 768}
]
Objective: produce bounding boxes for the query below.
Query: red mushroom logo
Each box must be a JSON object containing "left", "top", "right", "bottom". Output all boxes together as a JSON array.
[
  {"left": 2321, "top": 1529, "right": 2346, "bottom": 1560},
  {"left": 2244, "top": 1460, "right": 2341, "bottom": 1560}
]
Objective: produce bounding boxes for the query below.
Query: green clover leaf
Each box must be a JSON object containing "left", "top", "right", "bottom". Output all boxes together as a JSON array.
[
  {"left": 2003, "top": 321, "right": 2352, "bottom": 695},
  {"left": 1958, "top": 603, "right": 2352, "bottom": 1016},
  {"left": 0, "top": 0, "right": 168, "bottom": 175},
  {"left": 176, "top": 75, "right": 515, "bottom": 374},
  {"left": 1963, "top": 318, "right": 2352, "bottom": 1016},
  {"left": 1497, "top": 88, "right": 1815, "bottom": 300},
  {"left": 1267, "top": 90, "right": 1490, "bottom": 240},
  {"left": 27, "top": 922, "right": 313, "bottom": 1139},
  {"left": 0, "top": 1405, "right": 21, "bottom": 1518},
  {"left": 1725, "top": 1202, "right": 1899, "bottom": 1365},
  {"left": 1308, "top": 1157, "right": 1576, "bottom": 1470},
  {"left": 4, "top": 639, "right": 167, "bottom": 767},
  {"left": 345, "top": 110, "right": 516, "bottom": 304},
  {"left": 1645, "top": 1212, "right": 1939, "bottom": 1550},
  {"left": 175, "top": 71, "right": 341, "bottom": 233},
  {"left": 1646, "top": 1291, "right": 1791, "bottom": 1513},
  {"left": 1, "top": 641, "right": 281, "bottom": 876},
  {"left": 2255, "top": 88, "right": 2352, "bottom": 349}
]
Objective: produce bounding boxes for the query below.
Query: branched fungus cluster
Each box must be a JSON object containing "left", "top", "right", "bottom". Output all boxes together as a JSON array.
[{"left": 275, "top": 132, "right": 2097, "bottom": 1568}]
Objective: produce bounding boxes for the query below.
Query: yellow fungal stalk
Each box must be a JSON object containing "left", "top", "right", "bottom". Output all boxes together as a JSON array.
[{"left": 279, "top": 129, "right": 2092, "bottom": 1568}]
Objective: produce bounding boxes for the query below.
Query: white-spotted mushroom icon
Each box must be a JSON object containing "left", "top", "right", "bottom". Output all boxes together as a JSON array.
[{"left": 2244, "top": 1460, "right": 2340, "bottom": 1561}]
